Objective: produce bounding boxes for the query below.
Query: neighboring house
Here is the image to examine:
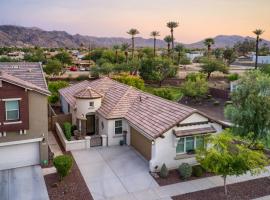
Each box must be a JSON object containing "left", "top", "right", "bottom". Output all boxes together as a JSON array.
[
  {"left": 59, "top": 77, "right": 228, "bottom": 171},
  {"left": 186, "top": 52, "right": 204, "bottom": 62},
  {"left": 0, "top": 62, "right": 50, "bottom": 170},
  {"left": 252, "top": 55, "right": 270, "bottom": 64}
]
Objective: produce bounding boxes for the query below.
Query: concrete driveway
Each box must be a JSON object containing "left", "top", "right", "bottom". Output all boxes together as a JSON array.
[
  {"left": 0, "top": 165, "right": 49, "bottom": 200},
  {"left": 72, "top": 146, "right": 159, "bottom": 200}
]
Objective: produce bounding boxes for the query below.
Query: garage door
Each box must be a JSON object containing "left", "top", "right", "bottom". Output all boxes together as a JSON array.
[
  {"left": 0, "top": 142, "right": 40, "bottom": 170},
  {"left": 130, "top": 127, "right": 152, "bottom": 161}
]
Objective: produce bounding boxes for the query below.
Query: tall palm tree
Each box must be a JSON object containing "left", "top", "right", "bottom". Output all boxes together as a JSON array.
[
  {"left": 127, "top": 28, "right": 140, "bottom": 59},
  {"left": 164, "top": 35, "right": 173, "bottom": 56},
  {"left": 204, "top": 38, "right": 215, "bottom": 56},
  {"left": 150, "top": 31, "right": 160, "bottom": 57},
  {"left": 174, "top": 44, "right": 185, "bottom": 65},
  {"left": 121, "top": 43, "right": 130, "bottom": 63},
  {"left": 167, "top": 21, "right": 179, "bottom": 58},
  {"left": 253, "top": 29, "right": 264, "bottom": 69},
  {"left": 113, "top": 45, "right": 120, "bottom": 63}
]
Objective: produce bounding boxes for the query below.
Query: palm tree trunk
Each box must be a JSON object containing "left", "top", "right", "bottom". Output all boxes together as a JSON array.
[
  {"left": 171, "top": 29, "right": 174, "bottom": 59},
  {"left": 154, "top": 37, "right": 156, "bottom": 57},
  {"left": 178, "top": 52, "right": 181, "bottom": 65},
  {"left": 255, "top": 36, "right": 259, "bottom": 69},
  {"left": 125, "top": 51, "right": 128, "bottom": 63},
  {"left": 208, "top": 45, "right": 211, "bottom": 57},
  {"left": 167, "top": 43, "right": 170, "bottom": 56},
  {"left": 132, "top": 36, "right": 135, "bottom": 59},
  {"left": 115, "top": 50, "right": 118, "bottom": 63}
]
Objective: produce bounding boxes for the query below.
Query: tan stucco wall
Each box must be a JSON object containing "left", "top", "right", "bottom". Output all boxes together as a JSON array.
[{"left": 0, "top": 91, "right": 48, "bottom": 162}]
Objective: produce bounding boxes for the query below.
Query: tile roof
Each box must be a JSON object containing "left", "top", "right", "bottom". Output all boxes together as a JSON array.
[
  {"left": 0, "top": 62, "right": 48, "bottom": 91},
  {"left": 59, "top": 77, "right": 202, "bottom": 139},
  {"left": 74, "top": 87, "right": 103, "bottom": 99},
  {"left": 0, "top": 71, "right": 50, "bottom": 95}
]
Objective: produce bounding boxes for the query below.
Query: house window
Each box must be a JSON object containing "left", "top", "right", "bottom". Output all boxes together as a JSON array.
[
  {"left": 114, "top": 120, "right": 122, "bottom": 135},
  {"left": 186, "top": 136, "right": 195, "bottom": 152},
  {"left": 176, "top": 138, "right": 185, "bottom": 154},
  {"left": 89, "top": 102, "right": 94, "bottom": 107},
  {"left": 5, "top": 100, "right": 19, "bottom": 121},
  {"left": 176, "top": 135, "right": 205, "bottom": 154}
]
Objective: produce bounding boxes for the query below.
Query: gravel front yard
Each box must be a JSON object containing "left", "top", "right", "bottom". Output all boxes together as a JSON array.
[
  {"left": 172, "top": 177, "right": 270, "bottom": 200},
  {"left": 44, "top": 153, "right": 93, "bottom": 200}
]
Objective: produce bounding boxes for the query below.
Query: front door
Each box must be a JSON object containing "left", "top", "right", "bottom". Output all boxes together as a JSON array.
[{"left": 86, "top": 114, "right": 95, "bottom": 135}]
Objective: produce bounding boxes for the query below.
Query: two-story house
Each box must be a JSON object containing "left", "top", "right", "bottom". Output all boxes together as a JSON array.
[
  {"left": 60, "top": 77, "right": 228, "bottom": 171},
  {"left": 0, "top": 62, "right": 50, "bottom": 170}
]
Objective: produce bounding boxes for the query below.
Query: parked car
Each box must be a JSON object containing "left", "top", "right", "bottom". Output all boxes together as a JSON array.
[
  {"left": 79, "top": 67, "right": 86, "bottom": 71},
  {"left": 69, "top": 66, "right": 78, "bottom": 71}
]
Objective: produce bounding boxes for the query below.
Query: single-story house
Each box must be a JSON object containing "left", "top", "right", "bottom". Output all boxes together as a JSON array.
[{"left": 59, "top": 77, "right": 228, "bottom": 171}]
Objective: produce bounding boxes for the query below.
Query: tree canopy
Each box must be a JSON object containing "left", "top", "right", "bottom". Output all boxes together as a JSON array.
[
  {"left": 44, "top": 59, "right": 63, "bottom": 76},
  {"left": 225, "top": 70, "right": 270, "bottom": 144},
  {"left": 200, "top": 58, "right": 228, "bottom": 79},
  {"left": 196, "top": 130, "right": 268, "bottom": 195}
]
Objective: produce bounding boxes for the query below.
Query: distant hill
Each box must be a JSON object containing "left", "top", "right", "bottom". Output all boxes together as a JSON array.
[{"left": 0, "top": 25, "right": 269, "bottom": 49}]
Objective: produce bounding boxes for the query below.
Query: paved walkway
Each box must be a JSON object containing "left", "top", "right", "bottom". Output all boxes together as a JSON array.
[
  {"left": 48, "top": 131, "right": 63, "bottom": 157},
  {"left": 107, "top": 166, "right": 270, "bottom": 200}
]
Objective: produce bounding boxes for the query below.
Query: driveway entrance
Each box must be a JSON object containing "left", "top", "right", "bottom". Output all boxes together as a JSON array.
[
  {"left": 0, "top": 165, "right": 49, "bottom": 200},
  {"left": 72, "top": 146, "right": 158, "bottom": 199}
]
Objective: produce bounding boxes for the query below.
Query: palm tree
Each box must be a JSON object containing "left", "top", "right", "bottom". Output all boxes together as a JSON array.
[
  {"left": 113, "top": 45, "right": 120, "bottom": 63},
  {"left": 164, "top": 35, "right": 173, "bottom": 56},
  {"left": 167, "top": 21, "right": 179, "bottom": 58},
  {"left": 204, "top": 38, "right": 215, "bottom": 56},
  {"left": 253, "top": 29, "right": 264, "bottom": 69},
  {"left": 127, "top": 28, "right": 140, "bottom": 59},
  {"left": 121, "top": 43, "right": 130, "bottom": 63},
  {"left": 174, "top": 44, "right": 185, "bottom": 65},
  {"left": 150, "top": 31, "right": 160, "bottom": 57}
]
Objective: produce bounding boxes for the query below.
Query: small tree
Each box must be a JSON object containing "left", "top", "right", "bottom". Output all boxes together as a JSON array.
[
  {"left": 48, "top": 81, "right": 69, "bottom": 104},
  {"left": 53, "top": 51, "right": 72, "bottom": 65},
  {"left": 44, "top": 59, "right": 63, "bottom": 76},
  {"left": 53, "top": 155, "right": 73, "bottom": 181},
  {"left": 181, "top": 72, "right": 208, "bottom": 99},
  {"left": 196, "top": 130, "right": 268, "bottom": 195},
  {"left": 200, "top": 58, "right": 228, "bottom": 79},
  {"left": 113, "top": 75, "right": 145, "bottom": 90}
]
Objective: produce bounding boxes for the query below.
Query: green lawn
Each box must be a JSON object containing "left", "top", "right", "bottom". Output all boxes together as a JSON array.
[{"left": 144, "top": 85, "right": 183, "bottom": 101}]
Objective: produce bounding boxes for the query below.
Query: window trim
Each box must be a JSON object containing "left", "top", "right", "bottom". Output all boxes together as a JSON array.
[
  {"left": 5, "top": 100, "right": 20, "bottom": 121},
  {"left": 114, "top": 119, "right": 123, "bottom": 135}
]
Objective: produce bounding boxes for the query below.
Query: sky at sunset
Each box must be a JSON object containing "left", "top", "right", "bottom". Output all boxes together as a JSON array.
[{"left": 0, "top": 0, "right": 269, "bottom": 43}]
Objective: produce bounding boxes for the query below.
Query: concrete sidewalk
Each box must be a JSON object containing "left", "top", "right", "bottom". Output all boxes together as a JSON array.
[{"left": 109, "top": 166, "right": 270, "bottom": 200}]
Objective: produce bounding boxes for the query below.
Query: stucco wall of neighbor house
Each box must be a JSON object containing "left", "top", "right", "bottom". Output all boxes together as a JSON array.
[
  {"left": 0, "top": 91, "right": 49, "bottom": 162},
  {"left": 149, "top": 113, "right": 223, "bottom": 172},
  {"left": 252, "top": 55, "right": 270, "bottom": 64},
  {"left": 98, "top": 115, "right": 130, "bottom": 146}
]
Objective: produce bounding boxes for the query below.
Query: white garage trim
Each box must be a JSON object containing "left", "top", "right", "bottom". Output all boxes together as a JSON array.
[{"left": 0, "top": 138, "right": 42, "bottom": 147}]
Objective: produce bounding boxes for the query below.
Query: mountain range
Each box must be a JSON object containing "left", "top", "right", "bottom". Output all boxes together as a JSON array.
[{"left": 0, "top": 25, "right": 269, "bottom": 49}]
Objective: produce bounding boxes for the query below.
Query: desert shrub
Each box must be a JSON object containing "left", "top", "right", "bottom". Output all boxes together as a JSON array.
[
  {"left": 48, "top": 81, "right": 69, "bottom": 104},
  {"left": 153, "top": 88, "right": 174, "bottom": 100},
  {"left": 76, "top": 74, "right": 89, "bottom": 81},
  {"left": 260, "top": 64, "right": 270, "bottom": 75},
  {"left": 181, "top": 72, "right": 208, "bottom": 99},
  {"left": 53, "top": 155, "right": 73, "bottom": 181},
  {"left": 178, "top": 163, "right": 192, "bottom": 179},
  {"left": 63, "top": 122, "right": 72, "bottom": 141},
  {"left": 192, "top": 165, "right": 203, "bottom": 177},
  {"left": 160, "top": 163, "right": 169, "bottom": 178},
  {"left": 228, "top": 73, "right": 239, "bottom": 81},
  {"left": 113, "top": 75, "right": 145, "bottom": 89}
]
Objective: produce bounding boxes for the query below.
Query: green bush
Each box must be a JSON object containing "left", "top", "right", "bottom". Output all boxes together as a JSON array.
[
  {"left": 53, "top": 155, "right": 73, "bottom": 181},
  {"left": 181, "top": 73, "right": 209, "bottom": 99},
  {"left": 192, "top": 165, "right": 203, "bottom": 177},
  {"left": 153, "top": 88, "right": 174, "bottom": 100},
  {"left": 228, "top": 73, "right": 239, "bottom": 81},
  {"left": 48, "top": 81, "right": 69, "bottom": 104},
  {"left": 160, "top": 163, "right": 169, "bottom": 178},
  {"left": 178, "top": 163, "right": 192, "bottom": 179},
  {"left": 71, "top": 125, "right": 77, "bottom": 135},
  {"left": 113, "top": 75, "right": 145, "bottom": 90},
  {"left": 63, "top": 122, "right": 72, "bottom": 141}
]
